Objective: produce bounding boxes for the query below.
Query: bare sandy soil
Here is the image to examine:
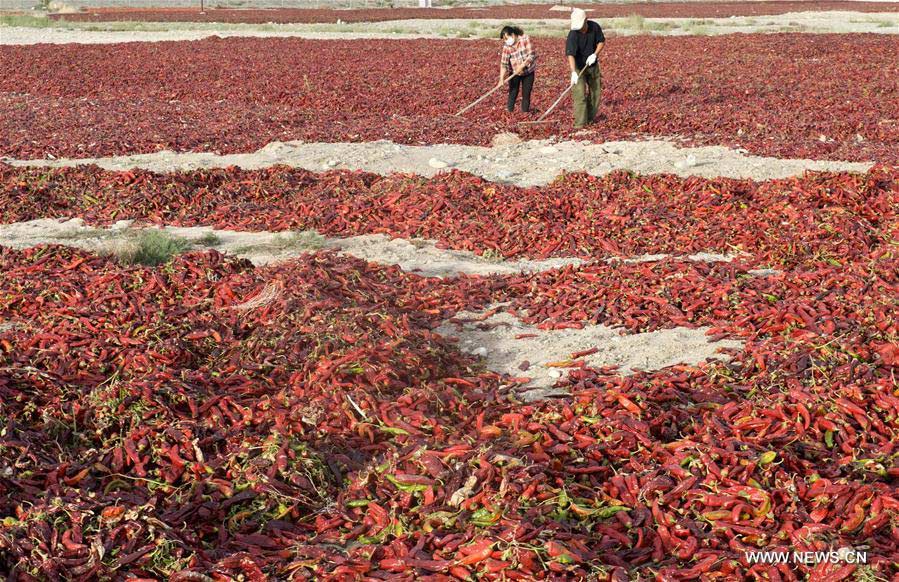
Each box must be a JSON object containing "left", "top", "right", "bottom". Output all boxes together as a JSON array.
[
  {"left": 1, "top": 11, "right": 896, "bottom": 44},
  {"left": 5, "top": 137, "right": 872, "bottom": 186},
  {"left": 436, "top": 309, "right": 743, "bottom": 400},
  {"left": 0, "top": 218, "right": 579, "bottom": 277},
  {"left": 0, "top": 218, "right": 753, "bottom": 277}
]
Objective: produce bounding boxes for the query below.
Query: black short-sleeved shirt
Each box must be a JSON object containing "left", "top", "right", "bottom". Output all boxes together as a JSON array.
[{"left": 566, "top": 20, "right": 605, "bottom": 70}]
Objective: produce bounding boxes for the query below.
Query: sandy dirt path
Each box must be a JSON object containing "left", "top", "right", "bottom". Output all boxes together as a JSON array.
[
  {"left": 4, "top": 137, "right": 872, "bottom": 186},
  {"left": 0, "top": 218, "right": 578, "bottom": 277},
  {"left": 0, "top": 218, "right": 757, "bottom": 277},
  {"left": 1, "top": 11, "right": 896, "bottom": 44}
]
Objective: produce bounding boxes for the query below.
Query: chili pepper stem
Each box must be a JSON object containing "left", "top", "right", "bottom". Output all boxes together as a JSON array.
[{"left": 346, "top": 394, "right": 369, "bottom": 421}]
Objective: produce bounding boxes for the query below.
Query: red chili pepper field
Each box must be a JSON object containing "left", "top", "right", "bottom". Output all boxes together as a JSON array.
[
  {"left": 0, "top": 13, "right": 898, "bottom": 582},
  {"left": 1, "top": 35, "right": 897, "bottom": 162}
]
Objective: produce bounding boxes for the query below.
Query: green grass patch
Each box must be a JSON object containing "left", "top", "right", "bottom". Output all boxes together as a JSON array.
[
  {"left": 0, "top": 14, "right": 56, "bottom": 28},
  {"left": 194, "top": 232, "right": 222, "bottom": 247},
  {"left": 102, "top": 230, "right": 192, "bottom": 266},
  {"left": 233, "top": 230, "right": 326, "bottom": 255},
  {"left": 682, "top": 20, "right": 715, "bottom": 36},
  {"left": 270, "top": 230, "right": 327, "bottom": 251},
  {"left": 622, "top": 14, "right": 648, "bottom": 31}
]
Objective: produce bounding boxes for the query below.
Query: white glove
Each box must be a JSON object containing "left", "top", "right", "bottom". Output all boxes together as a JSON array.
[
  {"left": 570, "top": 71, "right": 579, "bottom": 86},
  {"left": 585, "top": 53, "right": 597, "bottom": 66}
]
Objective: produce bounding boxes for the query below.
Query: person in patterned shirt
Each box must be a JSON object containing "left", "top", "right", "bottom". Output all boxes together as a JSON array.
[{"left": 498, "top": 25, "right": 538, "bottom": 113}]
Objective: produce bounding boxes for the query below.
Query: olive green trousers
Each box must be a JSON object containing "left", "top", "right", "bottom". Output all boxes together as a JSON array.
[{"left": 572, "top": 65, "right": 602, "bottom": 128}]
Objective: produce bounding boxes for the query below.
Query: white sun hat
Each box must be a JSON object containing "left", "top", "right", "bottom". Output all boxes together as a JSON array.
[{"left": 570, "top": 8, "right": 587, "bottom": 30}]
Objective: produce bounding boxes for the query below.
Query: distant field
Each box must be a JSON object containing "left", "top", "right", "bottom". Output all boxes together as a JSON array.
[{"left": 45, "top": 1, "right": 899, "bottom": 24}]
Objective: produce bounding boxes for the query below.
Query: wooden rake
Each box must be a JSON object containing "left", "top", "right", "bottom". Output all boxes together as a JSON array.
[
  {"left": 518, "top": 64, "right": 590, "bottom": 125},
  {"left": 456, "top": 74, "right": 523, "bottom": 116}
]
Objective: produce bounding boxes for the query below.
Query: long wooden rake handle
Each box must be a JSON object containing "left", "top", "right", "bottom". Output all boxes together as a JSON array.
[
  {"left": 521, "top": 64, "right": 590, "bottom": 125},
  {"left": 455, "top": 75, "right": 514, "bottom": 116}
]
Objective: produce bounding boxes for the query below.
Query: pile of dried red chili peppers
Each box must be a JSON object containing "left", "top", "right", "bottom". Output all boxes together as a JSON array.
[{"left": 0, "top": 159, "right": 896, "bottom": 579}]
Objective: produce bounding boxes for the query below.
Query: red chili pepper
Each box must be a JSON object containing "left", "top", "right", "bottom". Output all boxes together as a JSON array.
[
  {"left": 456, "top": 540, "right": 494, "bottom": 566},
  {"left": 449, "top": 565, "right": 472, "bottom": 580}
]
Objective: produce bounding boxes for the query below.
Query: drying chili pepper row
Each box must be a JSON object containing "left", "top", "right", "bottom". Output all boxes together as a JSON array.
[
  {"left": 0, "top": 246, "right": 499, "bottom": 579},
  {"left": 503, "top": 253, "right": 897, "bottom": 336},
  {"left": 1, "top": 240, "right": 896, "bottom": 579},
  {"left": 3, "top": 164, "right": 896, "bottom": 269},
  {"left": 47, "top": 2, "right": 899, "bottom": 25},
  {"left": 2, "top": 34, "right": 896, "bottom": 161}
]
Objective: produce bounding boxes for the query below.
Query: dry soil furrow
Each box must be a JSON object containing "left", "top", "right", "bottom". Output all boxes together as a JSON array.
[
  {"left": 3, "top": 138, "right": 872, "bottom": 186},
  {"left": 0, "top": 218, "right": 761, "bottom": 278}
]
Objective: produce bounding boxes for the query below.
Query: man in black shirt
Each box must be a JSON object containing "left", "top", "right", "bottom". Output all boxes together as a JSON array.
[{"left": 566, "top": 8, "right": 605, "bottom": 128}]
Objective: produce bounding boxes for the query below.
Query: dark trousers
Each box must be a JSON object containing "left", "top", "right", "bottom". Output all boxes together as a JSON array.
[{"left": 508, "top": 72, "right": 535, "bottom": 113}]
